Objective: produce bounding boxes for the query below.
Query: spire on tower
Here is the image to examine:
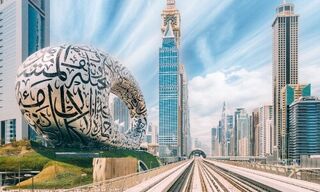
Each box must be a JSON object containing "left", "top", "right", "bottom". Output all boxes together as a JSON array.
[{"left": 166, "top": 0, "right": 176, "bottom": 9}]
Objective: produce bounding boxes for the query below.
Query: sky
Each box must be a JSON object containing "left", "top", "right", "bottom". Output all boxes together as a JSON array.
[{"left": 51, "top": 0, "right": 320, "bottom": 148}]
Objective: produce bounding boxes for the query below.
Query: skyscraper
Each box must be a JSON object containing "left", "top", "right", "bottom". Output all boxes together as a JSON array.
[
  {"left": 272, "top": 1, "right": 299, "bottom": 159},
  {"left": 0, "top": 0, "right": 50, "bottom": 143},
  {"left": 252, "top": 108, "right": 260, "bottom": 156},
  {"left": 211, "top": 128, "right": 217, "bottom": 156},
  {"left": 179, "top": 64, "right": 190, "bottom": 156},
  {"left": 226, "top": 115, "right": 233, "bottom": 156},
  {"left": 112, "top": 97, "right": 130, "bottom": 133},
  {"left": 235, "top": 108, "right": 250, "bottom": 156},
  {"left": 220, "top": 102, "right": 227, "bottom": 156},
  {"left": 281, "top": 84, "right": 311, "bottom": 160},
  {"left": 259, "top": 106, "right": 273, "bottom": 157},
  {"left": 159, "top": 0, "right": 181, "bottom": 158},
  {"left": 231, "top": 108, "right": 244, "bottom": 156},
  {"left": 289, "top": 97, "right": 320, "bottom": 162}
]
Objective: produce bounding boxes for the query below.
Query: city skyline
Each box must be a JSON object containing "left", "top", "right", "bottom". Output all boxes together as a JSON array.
[
  {"left": 1, "top": 0, "right": 320, "bottom": 190},
  {"left": 50, "top": 0, "right": 320, "bottom": 146}
]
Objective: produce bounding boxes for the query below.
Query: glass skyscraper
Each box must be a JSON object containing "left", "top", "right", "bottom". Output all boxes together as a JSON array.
[
  {"left": 281, "top": 84, "right": 311, "bottom": 160},
  {"left": 235, "top": 108, "right": 250, "bottom": 156},
  {"left": 0, "top": 0, "right": 50, "bottom": 143},
  {"left": 159, "top": 21, "right": 180, "bottom": 157},
  {"left": 158, "top": 0, "right": 190, "bottom": 159},
  {"left": 288, "top": 97, "right": 320, "bottom": 162},
  {"left": 112, "top": 97, "right": 130, "bottom": 133},
  {"left": 226, "top": 115, "right": 233, "bottom": 156}
]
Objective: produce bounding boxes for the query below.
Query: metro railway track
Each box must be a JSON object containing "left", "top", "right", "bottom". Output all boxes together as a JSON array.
[
  {"left": 168, "top": 161, "right": 194, "bottom": 192},
  {"left": 124, "top": 157, "right": 320, "bottom": 192},
  {"left": 203, "top": 159, "right": 320, "bottom": 192},
  {"left": 203, "top": 160, "right": 278, "bottom": 192},
  {"left": 155, "top": 158, "right": 283, "bottom": 192}
]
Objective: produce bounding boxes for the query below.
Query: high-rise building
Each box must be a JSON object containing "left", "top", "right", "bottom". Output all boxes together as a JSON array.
[
  {"left": 281, "top": 84, "right": 311, "bottom": 160},
  {"left": 231, "top": 108, "right": 243, "bottom": 156},
  {"left": 272, "top": 1, "right": 299, "bottom": 159},
  {"left": 179, "top": 64, "right": 190, "bottom": 157},
  {"left": 252, "top": 109, "right": 260, "bottom": 156},
  {"left": 288, "top": 97, "right": 320, "bottom": 162},
  {"left": 194, "top": 138, "right": 202, "bottom": 149},
  {"left": 226, "top": 115, "right": 233, "bottom": 156},
  {"left": 235, "top": 108, "right": 250, "bottom": 156},
  {"left": 211, "top": 128, "right": 217, "bottom": 156},
  {"left": 219, "top": 102, "right": 227, "bottom": 156},
  {"left": 259, "top": 106, "right": 273, "bottom": 157},
  {"left": 0, "top": 119, "right": 15, "bottom": 144},
  {"left": 159, "top": 0, "right": 181, "bottom": 158},
  {"left": 150, "top": 123, "right": 158, "bottom": 144},
  {"left": 112, "top": 97, "right": 130, "bottom": 133},
  {"left": 249, "top": 114, "right": 254, "bottom": 156},
  {"left": 253, "top": 106, "right": 273, "bottom": 157},
  {"left": 0, "top": 0, "right": 50, "bottom": 143}
]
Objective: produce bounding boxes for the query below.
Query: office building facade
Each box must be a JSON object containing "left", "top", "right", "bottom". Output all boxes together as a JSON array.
[
  {"left": 179, "top": 64, "right": 190, "bottom": 156},
  {"left": 0, "top": 0, "right": 50, "bottom": 143},
  {"left": 272, "top": 1, "right": 299, "bottom": 159},
  {"left": 235, "top": 108, "right": 250, "bottom": 156},
  {"left": 288, "top": 97, "right": 320, "bottom": 162},
  {"left": 252, "top": 108, "right": 260, "bottom": 156},
  {"left": 226, "top": 115, "right": 233, "bottom": 156},
  {"left": 259, "top": 106, "right": 273, "bottom": 157},
  {"left": 281, "top": 84, "right": 311, "bottom": 160},
  {"left": 159, "top": 3, "right": 180, "bottom": 157},
  {"left": 112, "top": 97, "right": 130, "bottom": 133},
  {"left": 159, "top": 0, "right": 190, "bottom": 158},
  {"left": 211, "top": 128, "right": 217, "bottom": 156}
]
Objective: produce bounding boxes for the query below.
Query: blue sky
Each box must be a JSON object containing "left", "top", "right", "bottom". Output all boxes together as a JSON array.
[{"left": 51, "top": 0, "right": 320, "bottom": 147}]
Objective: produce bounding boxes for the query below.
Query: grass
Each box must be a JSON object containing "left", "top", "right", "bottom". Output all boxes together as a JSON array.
[
  {"left": 0, "top": 140, "right": 160, "bottom": 189},
  {"left": 9, "top": 161, "right": 92, "bottom": 190}
]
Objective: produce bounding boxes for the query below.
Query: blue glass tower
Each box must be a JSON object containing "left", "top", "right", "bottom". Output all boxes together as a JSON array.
[
  {"left": 288, "top": 97, "right": 320, "bottom": 163},
  {"left": 159, "top": 21, "right": 180, "bottom": 157},
  {"left": 0, "top": 0, "right": 50, "bottom": 143}
]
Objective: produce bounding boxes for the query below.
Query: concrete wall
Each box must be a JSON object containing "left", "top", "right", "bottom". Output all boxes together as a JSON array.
[
  {"left": 93, "top": 157, "right": 138, "bottom": 182},
  {"left": 301, "top": 156, "right": 320, "bottom": 168}
]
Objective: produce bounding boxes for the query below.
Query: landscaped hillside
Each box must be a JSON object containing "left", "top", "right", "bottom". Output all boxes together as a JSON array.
[{"left": 0, "top": 140, "right": 160, "bottom": 189}]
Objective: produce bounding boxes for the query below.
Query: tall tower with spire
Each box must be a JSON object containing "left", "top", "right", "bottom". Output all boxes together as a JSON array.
[
  {"left": 159, "top": 19, "right": 180, "bottom": 158},
  {"left": 272, "top": 0, "right": 299, "bottom": 159},
  {"left": 159, "top": 0, "right": 190, "bottom": 159}
]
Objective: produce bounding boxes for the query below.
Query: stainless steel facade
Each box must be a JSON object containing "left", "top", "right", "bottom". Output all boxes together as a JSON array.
[{"left": 15, "top": 45, "right": 147, "bottom": 148}]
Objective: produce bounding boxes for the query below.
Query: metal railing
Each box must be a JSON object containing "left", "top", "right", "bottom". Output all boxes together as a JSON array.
[
  {"left": 217, "top": 160, "right": 320, "bottom": 184},
  {"left": 64, "top": 160, "right": 187, "bottom": 192}
]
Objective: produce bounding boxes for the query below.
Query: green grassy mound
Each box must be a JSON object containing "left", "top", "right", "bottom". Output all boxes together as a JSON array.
[{"left": 0, "top": 140, "right": 160, "bottom": 189}]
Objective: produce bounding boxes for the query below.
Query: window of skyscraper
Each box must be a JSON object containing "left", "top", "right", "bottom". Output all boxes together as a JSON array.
[{"left": 28, "top": 4, "right": 44, "bottom": 56}]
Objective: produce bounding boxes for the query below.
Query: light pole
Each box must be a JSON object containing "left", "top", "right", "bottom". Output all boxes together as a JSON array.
[
  {"left": 18, "top": 160, "right": 20, "bottom": 192},
  {"left": 80, "top": 173, "right": 87, "bottom": 186},
  {"left": 24, "top": 174, "right": 34, "bottom": 192}
]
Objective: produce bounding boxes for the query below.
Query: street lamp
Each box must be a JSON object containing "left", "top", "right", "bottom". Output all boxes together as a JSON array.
[
  {"left": 24, "top": 174, "right": 34, "bottom": 192},
  {"left": 80, "top": 173, "right": 87, "bottom": 186}
]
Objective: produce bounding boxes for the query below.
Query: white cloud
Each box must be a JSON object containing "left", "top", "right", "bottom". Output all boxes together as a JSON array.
[
  {"left": 188, "top": 65, "right": 272, "bottom": 145},
  {"left": 49, "top": 0, "right": 320, "bottom": 150},
  {"left": 148, "top": 105, "right": 159, "bottom": 129}
]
